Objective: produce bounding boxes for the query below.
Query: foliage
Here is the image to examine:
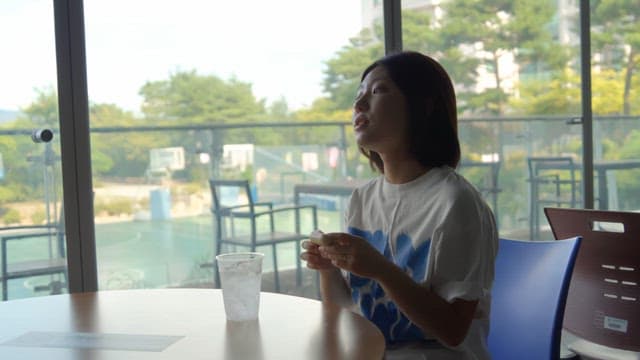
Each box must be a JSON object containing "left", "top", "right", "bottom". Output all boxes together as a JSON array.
[
  {"left": 31, "top": 209, "right": 46, "bottom": 225},
  {"left": 21, "top": 86, "right": 59, "bottom": 127},
  {"left": 94, "top": 198, "right": 134, "bottom": 216},
  {"left": 1, "top": 208, "right": 21, "bottom": 225},
  {"left": 509, "top": 69, "right": 581, "bottom": 115},
  {"left": 2, "top": 1, "right": 640, "bottom": 232},
  {"left": 140, "top": 70, "right": 266, "bottom": 124},
  {"left": 322, "top": 26, "right": 383, "bottom": 111},
  {"left": 437, "top": 0, "right": 570, "bottom": 114},
  {"left": 592, "top": 0, "right": 640, "bottom": 114}
]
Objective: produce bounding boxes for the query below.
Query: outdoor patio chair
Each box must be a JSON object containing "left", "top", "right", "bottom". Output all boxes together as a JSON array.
[
  {"left": 205, "top": 179, "right": 317, "bottom": 292},
  {"left": 545, "top": 207, "right": 640, "bottom": 359},
  {"left": 1, "top": 225, "right": 67, "bottom": 301},
  {"left": 488, "top": 237, "right": 582, "bottom": 360},
  {"left": 527, "top": 156, "right": 581, "bottom": 239}
]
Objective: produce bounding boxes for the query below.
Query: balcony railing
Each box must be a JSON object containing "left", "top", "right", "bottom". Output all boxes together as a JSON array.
[{"left": 1, "top": 115, "right": 639, "bottom": 298}]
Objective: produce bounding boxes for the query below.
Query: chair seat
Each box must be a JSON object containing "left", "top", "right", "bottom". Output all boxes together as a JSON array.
[
  {"left": 3, "top": 258, "right": 67, "bottom": 280},
  {"left": 222, "top": 231, "right": 307, "bottom": 246}
]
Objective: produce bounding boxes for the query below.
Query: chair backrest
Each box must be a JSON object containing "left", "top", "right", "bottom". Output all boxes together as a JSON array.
[
  {"left": 209, "top": 179, "right": 255, "bottom": 214},
  {"left": 488, "top": 237, "right": 582, "bottom": 360},
  {"left": 545, "top": 207, "right": 640, "bottom": 352},
  {"left": 527, "top": 156, "right": 580, "bottom": 198},
  {"left": 527, "top": 156, "right": 577, "bottom": 176}
]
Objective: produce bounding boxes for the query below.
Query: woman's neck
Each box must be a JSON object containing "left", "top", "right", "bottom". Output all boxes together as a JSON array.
[{"left": 380, "top": 154, "right": 430, "bottom": 184}]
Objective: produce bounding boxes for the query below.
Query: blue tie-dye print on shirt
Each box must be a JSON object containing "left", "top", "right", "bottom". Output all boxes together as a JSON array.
[{"left": 348, "top": 226, "right": 431, "bottom": 345}]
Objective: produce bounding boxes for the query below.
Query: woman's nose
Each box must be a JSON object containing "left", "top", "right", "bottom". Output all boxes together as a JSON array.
[{"left": 353, "top": 96, "right": 368, "bottom": 113}]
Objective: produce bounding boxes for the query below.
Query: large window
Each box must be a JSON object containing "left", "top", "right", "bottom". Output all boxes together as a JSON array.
[
  {"left": 3, "top": 0, "right": 638, "bottom": 301},
  {"left": 0, "top": 1, "right": 68, "bottom": 300},
  {"left": 396, "top": 0, "right": 640, "bottom": 240},
  {"left": 83, "top": 0, "right": 380, "bottom": 292}
]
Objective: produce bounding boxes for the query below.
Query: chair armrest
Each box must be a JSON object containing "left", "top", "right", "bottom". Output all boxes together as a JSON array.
[
  {"left": 528, "top": 174, "right": 561, "bottom": 184},
  {"left": 253, "top": 204, "right": 317, "bottom": 217},
  {"left": 253, "top": 202, "right": 274, "bottom": 208},
  {"left": 213, "top": 204, "right": 253, "bottom": 216},
  {"left": 213, "top": 202, "right": 275, "bottom": 216},
  {"left": 1, "top": 231, "right": 58, "bottom": 244}
]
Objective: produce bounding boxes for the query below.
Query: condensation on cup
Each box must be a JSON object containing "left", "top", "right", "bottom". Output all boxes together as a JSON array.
[{"left": 216, "top": 252, "right": 264, "bottom": 321}]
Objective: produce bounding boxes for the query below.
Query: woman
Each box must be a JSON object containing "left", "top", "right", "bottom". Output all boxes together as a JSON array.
[{"left": 301, "top": 51, "right": 498, "bottom": 359}]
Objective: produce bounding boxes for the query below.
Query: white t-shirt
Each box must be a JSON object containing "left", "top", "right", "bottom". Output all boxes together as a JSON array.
[{"left": 344, "top": 166, "right": 498, "bottom": 360}]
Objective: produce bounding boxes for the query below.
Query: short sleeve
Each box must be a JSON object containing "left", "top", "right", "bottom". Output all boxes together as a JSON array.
[{"left": 425, "top": 189, "right": 497, "bottom": 303}]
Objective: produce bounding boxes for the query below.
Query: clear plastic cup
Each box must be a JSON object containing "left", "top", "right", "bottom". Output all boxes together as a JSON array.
[{"left": 216, "top": 252, "right": 264, "bottom": 321}]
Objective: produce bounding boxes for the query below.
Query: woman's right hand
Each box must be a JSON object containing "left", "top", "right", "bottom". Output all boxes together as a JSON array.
[{"left": 301, "top": 240, "right": 336, "bottom": 271}]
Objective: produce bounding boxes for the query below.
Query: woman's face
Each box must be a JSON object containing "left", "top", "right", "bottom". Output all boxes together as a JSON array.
[{"left": 352, "top": 66, "right": 410, "bottom": 155}]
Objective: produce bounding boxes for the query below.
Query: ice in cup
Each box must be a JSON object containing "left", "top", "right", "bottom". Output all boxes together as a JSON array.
[{"left": 216, "top": 252, "right": 264, "bottom": 321}]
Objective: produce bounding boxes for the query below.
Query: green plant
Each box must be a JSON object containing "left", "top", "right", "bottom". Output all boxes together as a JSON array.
[
  {"left": 2, "top": 208, "right": 21, "bottom": 225},
  {"left": 31, "top": 209, "right": 46, "bottom": 225},
  {"left": 94, "top": 198, "right": 134, "bottom": 216}
]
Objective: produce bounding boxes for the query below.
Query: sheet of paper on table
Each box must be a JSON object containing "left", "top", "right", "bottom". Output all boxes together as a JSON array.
[{"left": 0, "top": 331, "right": 184, "bottom": 352}]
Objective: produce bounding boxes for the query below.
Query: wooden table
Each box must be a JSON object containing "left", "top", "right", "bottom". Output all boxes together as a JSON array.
[{"left": 0, "top": 289, "right": 385, "bottom": 359}]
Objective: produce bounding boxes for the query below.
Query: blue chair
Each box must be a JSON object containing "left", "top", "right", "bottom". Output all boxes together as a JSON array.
[{"left": 488, "top": 237, "right": 582, "bottom": 360}]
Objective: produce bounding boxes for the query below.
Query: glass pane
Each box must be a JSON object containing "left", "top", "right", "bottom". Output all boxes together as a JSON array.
[
  {"left": 590, "top": 2, "right": 640, "bottom": 213},
  {"left": 400, "top": 0, "right": 582, "bottom": 239},
  {"left": 84, "top": 1, "right": 380, "bottom": 296},
  {"left": 0, "top": 1, "right": 68, "bottom": 300}
]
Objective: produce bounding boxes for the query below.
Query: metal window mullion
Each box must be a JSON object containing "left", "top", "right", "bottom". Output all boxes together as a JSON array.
[
  {"left": 383, "top": 0, "right": 402, "bottom": 54},
  {"left": 53, "top": 0, "right": 98, "bottom": 293},
  {"left": 580, "top": 0, "right": 594, "bottom": 209}
]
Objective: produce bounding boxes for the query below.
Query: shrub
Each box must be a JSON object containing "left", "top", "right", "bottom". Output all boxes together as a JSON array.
[{"left": 2, "top": 208, "right": 21, "bottom": 225}]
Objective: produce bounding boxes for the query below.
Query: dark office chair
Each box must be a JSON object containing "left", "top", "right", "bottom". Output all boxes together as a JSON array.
[
  {"left": 206, "top": 179, "right": 317, "bottom": 293},
  {"left": 545, "top": 207, "right": 640, "bottom": 358},
  {"left": 1, "top": 224, "right": 67, "bottom": 301},
  {"left": 527, "top": 156, "right": 581, "bottom": 239},
  {"left": 488, "top": 237, "right": 582, "bottom": 360}
]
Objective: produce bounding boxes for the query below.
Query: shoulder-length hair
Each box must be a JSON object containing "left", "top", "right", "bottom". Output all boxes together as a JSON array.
[{"left": 359, "top": 51, "right": 461, "bottom": 172}]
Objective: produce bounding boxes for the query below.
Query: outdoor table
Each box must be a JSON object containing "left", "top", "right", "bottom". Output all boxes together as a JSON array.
[{"left": 536, "top": 159, "right": 640, "bottom": 209}]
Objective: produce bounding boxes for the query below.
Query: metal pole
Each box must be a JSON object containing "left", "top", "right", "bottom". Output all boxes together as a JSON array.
[
  {"left": 383, "top": 0, "right": 402, "bottom": 54},
  {"left": 580, "top": 0, "right": 595, "bottom": 209},
  {"left": 54, "top": 0, "right": 98, "bottom": 293}
]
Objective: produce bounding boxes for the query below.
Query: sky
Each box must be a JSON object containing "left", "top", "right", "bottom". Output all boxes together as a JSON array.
[{"left": 0, "top": 0, "right": 364, "bottom": 113}]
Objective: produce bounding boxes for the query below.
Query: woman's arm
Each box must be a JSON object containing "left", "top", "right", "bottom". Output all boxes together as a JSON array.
[
  {"left": 319, "top": 268, "right": 354, "bottom": 308},
  {"left": 301, "top": 241, "right": 353, "bottom": 308},
  {"left": 320, "top": 233, "right": 478, "bottom": 347},
  {"left": 375, "top": 260, "right": 478, "bottom": 347}
]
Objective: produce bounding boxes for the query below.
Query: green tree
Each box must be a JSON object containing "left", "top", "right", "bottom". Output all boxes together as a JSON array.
[
  {"left": 0, "top": 88, "right": 62, "bottom": 204},
  {"left": 89, "top": 103, "right": 164, "bottom": 178},
  {"left": 322, "top": 27, "right": 383, "bottom": 111},
  {"left": 139, "top": 70, "right": 266, "bottom": 125},
  {"left": 21, "top": 86, "right": 59, "bottom": 127},
  {"left": 592, "top": 0, "right": 640, "bottom": 115},
  {"left": 438, "top": 0, "right": 570, "bottom": 115},
  {"left": 139, "top": 70, "right": 277, "bottom": 152}
]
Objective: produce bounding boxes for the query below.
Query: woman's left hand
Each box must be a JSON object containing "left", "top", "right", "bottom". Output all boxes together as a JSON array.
[{"left": 318, "top": 232, "right": 389, "bottom": 279}]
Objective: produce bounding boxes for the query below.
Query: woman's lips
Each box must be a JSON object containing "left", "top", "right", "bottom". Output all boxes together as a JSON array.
[{"left": 353, "top": 114, "right": 369, "bottom": 131}]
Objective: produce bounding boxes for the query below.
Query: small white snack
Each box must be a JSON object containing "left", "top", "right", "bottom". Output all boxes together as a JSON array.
[{"left": 309, "top": 229, "right": 328, "bottom": 245}]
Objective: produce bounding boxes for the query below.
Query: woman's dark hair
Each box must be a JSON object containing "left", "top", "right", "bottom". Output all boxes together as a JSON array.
[{"left": 359, "top": 51, "right": 460, "bottom": 172}]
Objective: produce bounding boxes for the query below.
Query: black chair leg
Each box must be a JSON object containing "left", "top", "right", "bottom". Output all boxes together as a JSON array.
[
  {"left": 2, "top": 278, "right": 7, "bottom": 301},
  {"left": 271, "top": 244, "right": 280, "bottom": 292},
  {"left": 295, "top": 240, "right": 302, "bottom": 287},
  {"left": 214, "top": 241, "right": 222, "bottom": 288}
]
